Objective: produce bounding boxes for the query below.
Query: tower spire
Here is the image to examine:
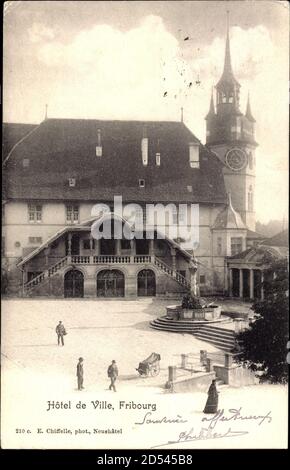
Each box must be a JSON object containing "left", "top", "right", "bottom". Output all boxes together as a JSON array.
[
  {"left": 224, "top": 10, "right": 232, "bottom": 76},
  {"left": 245, "top": 92, "right": 255, "bottom": 122},
  {"left": 45, "top": 104, "right": 48, "bottom": 120},
  {"left": 216, "top": 11, "right": 240, "bottom": 88}
]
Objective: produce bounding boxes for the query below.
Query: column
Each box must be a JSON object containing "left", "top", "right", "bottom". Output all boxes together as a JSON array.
[
  {"left": 170, "top": 248, "right": 176, "bottom": 271},
  {"left": 229, "top": 269, "right": 233, "bottom": 297},
  {"left": 115, "top": 239, "right": 121, "bottom": 256},
  {"left": 224, "top": 354, "right": 233, "bottom": 368},
  {"left": 239, "top": 269, "right": 243, "bottom": 298},
  {"left": 95, "top": 239, "right": 100, "bottom": 256},
  {"left": 200, "top": 350, "right": 207, "bottom": 366},
  {"left": 168, "top": 366, "right": 176, "bottom": 382},
  {"left": 67, "top": 232, "right": 72, "bottom": 263},
  {"left": 250, "top": 269, "right": 254, "bottom": 299},
  {"left": 149, "top": 239, "right": 154, "bottom": 257},
  {"left": 130, "top": 239, "right": 136, "bottom": 263},
  {"left": 261, "top": 271, "right": 264, "bottom": 300},
  {"left": 181, "top": 354, "right": 188, "bottom": 369},
  {"left": 68, "top": 233, "right": 72, "bottom": 255}
]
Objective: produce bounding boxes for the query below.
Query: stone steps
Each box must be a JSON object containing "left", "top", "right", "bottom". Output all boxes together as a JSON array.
[
  {"left": 194, "top": 326, "right": 236, "bottom": 352},
  {"left": 150, "top": 316, "right": 236, "bottom": 352}
]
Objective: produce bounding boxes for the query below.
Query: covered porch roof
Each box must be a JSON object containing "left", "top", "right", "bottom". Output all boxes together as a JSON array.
[{"left": 17, "top": 214, "right": 192, "bottom": 267}]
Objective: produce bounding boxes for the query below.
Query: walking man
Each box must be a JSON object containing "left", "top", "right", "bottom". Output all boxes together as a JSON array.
[
  {"left": 107, "top": 360, "right": 118, "bottom": 392},
  {"left": 56, "top": 321, "right": 66, "bottom": 346},
  {"left": 77, "top": 357, "right": 84, "bottom": 391}
]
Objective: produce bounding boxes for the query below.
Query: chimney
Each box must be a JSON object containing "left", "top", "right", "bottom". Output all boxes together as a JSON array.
[
  {"left": 96, "top": 128, "right": 102, "bottom": 157},
  {"left": 141, "top": 125, "right": 148, "bottom": 166}
]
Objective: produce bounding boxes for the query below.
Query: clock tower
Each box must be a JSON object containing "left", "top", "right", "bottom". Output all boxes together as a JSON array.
[{"left": 205, "top": 15, "right": 257, "bottom": 231}]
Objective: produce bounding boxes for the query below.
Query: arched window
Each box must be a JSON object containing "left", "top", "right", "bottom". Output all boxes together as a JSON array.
[{"left": 248, "top": 186, "right": 254, "bottom": 211}]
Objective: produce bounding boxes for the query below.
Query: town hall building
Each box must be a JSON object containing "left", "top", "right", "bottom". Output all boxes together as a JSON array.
[{"left": 2, "top": 22, "right": 264, "bottom": 299}]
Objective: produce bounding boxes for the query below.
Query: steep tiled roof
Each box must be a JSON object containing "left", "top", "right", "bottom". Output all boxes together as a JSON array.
[
  {"left": 2, "top": 123, "right": 37, "bottom": 162},
  {"left": 4, "top": 118, "right": 226, "bottom": 204}
]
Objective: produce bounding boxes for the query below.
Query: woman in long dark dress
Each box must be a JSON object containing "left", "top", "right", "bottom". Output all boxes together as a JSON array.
[{"left": 203, "top": 379, "right": 219, "bottom": 414}]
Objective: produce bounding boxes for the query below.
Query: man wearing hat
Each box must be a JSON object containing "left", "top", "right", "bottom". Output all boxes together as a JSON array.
[
  {"left": 55, "top": 321, "right": 66, "bottom": 346},
  {"left": 77, "top": 357, "right": 84, "bottom": 391},
  {"left": 107, "top": 360, "right": 118, "bottom": 392}
]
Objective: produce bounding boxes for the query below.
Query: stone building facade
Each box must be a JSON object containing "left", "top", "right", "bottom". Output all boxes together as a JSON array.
[{"left": 2, "top": 22, "right": 262, "bottom": 299}]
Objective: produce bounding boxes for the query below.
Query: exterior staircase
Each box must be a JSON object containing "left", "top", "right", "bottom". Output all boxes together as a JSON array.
[
  {"left": 194, "top": 325, "right": 236, "bottom": 352},
  {"left": 23, "top": 256, "right": 69, "bottom": 294},
  {"left": 150, "top": 317, "right": 236, "bottom": 352},
  {"left": 22, "top": 254, "right": 189, "bottom": 295}
]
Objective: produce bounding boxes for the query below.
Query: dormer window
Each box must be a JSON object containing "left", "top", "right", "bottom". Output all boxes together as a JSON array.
[
  {"left": 23, "top": 158, "right": 30, "bottom": 168},
  {"left": 139, "top": 179, "right": 145, "bottom": 188},
  {"left": 96, "top": 128, "right": 102, "bottom": 156},
  {"left": 189, "top": 142, "right": 199, "bottom": 169},
  {"left": 156, "top": 153, "right": 161, "bottom": 166},
  {"left": 68, "top": 178, "right": 76, "bottom": 187}
]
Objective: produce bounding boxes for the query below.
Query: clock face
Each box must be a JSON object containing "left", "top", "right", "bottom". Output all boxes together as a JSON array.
[{"left": 225, "top": 148, "right": 247, "bottom": 171}]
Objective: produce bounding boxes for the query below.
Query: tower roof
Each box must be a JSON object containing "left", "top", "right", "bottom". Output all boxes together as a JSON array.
[
  {"left": 216, "top": 14, "right": 240, "bottom": 90},
  {"left": 245, "top": 93, "right": 256, "bottom": 122},
  {"left": 212, "top": 192, "right": 246, "bottom": 230}
]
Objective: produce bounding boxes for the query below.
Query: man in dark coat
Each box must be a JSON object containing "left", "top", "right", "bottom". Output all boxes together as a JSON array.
[
  {"left": 77, "top": 357, "right": 84, "bottom": 391},
  {"left": 56, "top": 321, "right": 66, "bottom": 346},
  {"left": 107, "top": 360, "right": 118, "bottom": 392},
  {"left": 203, "top": 379, "right": 219, "bottom": 414}
]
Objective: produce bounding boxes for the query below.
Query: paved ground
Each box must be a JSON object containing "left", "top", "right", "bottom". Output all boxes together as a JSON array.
[{"left": 1, "top": 298, "right": 288, "bottom": 450}]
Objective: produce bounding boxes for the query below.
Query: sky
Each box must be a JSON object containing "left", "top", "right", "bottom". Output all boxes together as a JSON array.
[{"left": 3, "top": 0, "right": 289, "bottom": 224}]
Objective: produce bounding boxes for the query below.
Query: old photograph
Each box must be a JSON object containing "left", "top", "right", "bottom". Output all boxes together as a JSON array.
[{"left": 1, "top": 0, "right": 289, "bottom": 450}]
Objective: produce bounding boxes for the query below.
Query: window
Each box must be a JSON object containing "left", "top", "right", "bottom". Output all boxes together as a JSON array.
[
  {"left": 156, "top": 153, "right": 161, "bottom": 166},
  {"left": 23, "top": 158, "right": 30, "bottom": 168},
  {"left": 96, "top": 146, "right": 102, "bottom": 157},
  {"left": 231, "top": 237, "right": 243, "bottom": 256},
  {"left": 83, "top": 239, "right": 95, "bottom": 250},
  {"left": 172, "top": 207, "right": 178, "bottom": 225},
  {"left": 83, "top": 240, "right": 90, "bottom": 250},
  {"left": 187, "top": 185, "right": 193, "bottom": 192},
  {"left": 135, "top": 207, "right": 145, "bottom": 225},
  {"left": 28, "top": 204, "right": 42, "bottom": 223},
  {"left": 29, "top": 237, "right": 42, "bottom": 244},
  {"left": 200, "top": 274, "right": 206, "bottom": 284},
  {"left": 179, "top": 205, "right": 187, "bottom": 223},
  {"left": 139, "top": 179, "right": 145, "bottom": 188},
  {"left": 217, "top": 237, "right": 222, "bottom": 255},
  {"left": 66, "top": 205, "right": 79, "bottom": 223},
  {"left": 121, "top": 239, "right": 131, "bottom": 250},
  {"left": 68, "top": 178, "right": 76, "bottom": 187},
  {"left": 248, "top": 186, "right": 254, "bottom": 211},
  {"left": 189, "top": 143, "right": 199, "bottom": 168}
]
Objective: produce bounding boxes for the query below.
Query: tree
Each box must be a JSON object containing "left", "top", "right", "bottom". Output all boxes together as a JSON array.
[{"left": 235, "top": 258, "right": 289, "bottom": 384}]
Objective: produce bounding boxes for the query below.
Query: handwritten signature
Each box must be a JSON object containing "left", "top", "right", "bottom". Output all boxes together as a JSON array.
[
  {"left": 202, "top": 408, "right": 272, "bottom": 429},
  {"left": 151, "top": 426, "right": 249, "bottom": 448},
  {"left": 135, "top": 412, "right": 188, "bottom": 425}
]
